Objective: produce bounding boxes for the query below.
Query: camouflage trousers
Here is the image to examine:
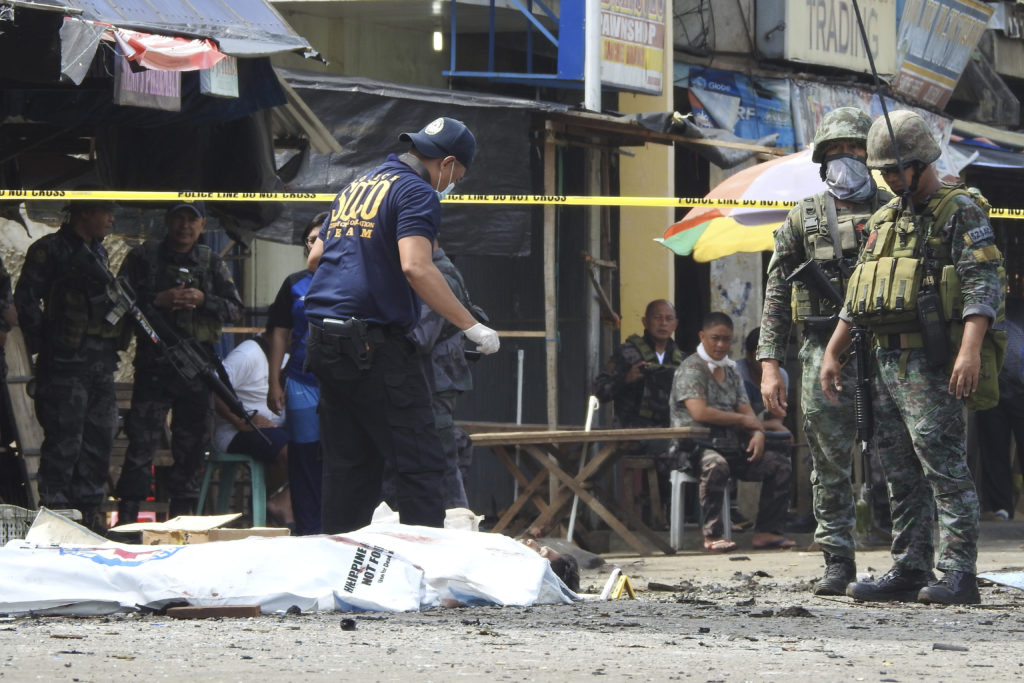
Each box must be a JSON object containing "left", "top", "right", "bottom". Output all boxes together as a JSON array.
[
  {"left": 699, "top": 446, "right": 792, "bottom": 538},
  {"left": 115, "top": 367, "right": 212, "bottom": 504},
  {"left": 800, "top": 333, "right": 898, "bottom": 559},
  {"left": 874, "top": 346, "right": 979, "bottom": 574},
  {"left": 34, "top": 369, "right": 117, "bottom": 520}
]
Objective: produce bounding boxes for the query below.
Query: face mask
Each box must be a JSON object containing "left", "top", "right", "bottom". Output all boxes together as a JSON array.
[
  {"left": 824, "top": 155, "right": 874, "bottom": 201},
  {"left": 435, "top": 163, "right": 455, "bottom": 200}
]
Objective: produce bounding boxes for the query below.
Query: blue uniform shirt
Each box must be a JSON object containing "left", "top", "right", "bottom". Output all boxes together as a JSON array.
[{"left": 304, "top": 154, "right": 440, "bottom": 330}]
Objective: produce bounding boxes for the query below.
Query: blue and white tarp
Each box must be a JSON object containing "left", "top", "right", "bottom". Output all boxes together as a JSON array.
[{"left": 0, "top": 516, "right": 575, "bottom": 616}]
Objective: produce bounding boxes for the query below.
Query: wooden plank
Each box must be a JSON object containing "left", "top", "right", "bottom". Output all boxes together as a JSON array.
[
  {"left": 468, "top": 426, "right": 709, "bottom": 446},
  {"left": 166, "top": 605, "right": 261, "bottom": 619},
  {"left": 4, "top": 328, "right": 42, "bottom": 507}
]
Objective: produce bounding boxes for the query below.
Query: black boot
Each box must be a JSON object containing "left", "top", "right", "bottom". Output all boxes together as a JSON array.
[
  {"left": 846, "top": 566, "right": 935, "bottom": 602},
  {"left": 917, "top": 571, "right": 980, "bottom": 605},
  {"left": 118, "top": 499, "right": 140, "bottom": 526},
  {"left": 813, "top": 552, "right": 856, "bottom": 596},
  {"left": 168, "top": 498, "right": 197, "bottom": 518}
]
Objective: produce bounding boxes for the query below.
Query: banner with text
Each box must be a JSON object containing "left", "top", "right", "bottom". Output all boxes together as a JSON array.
[{"left": 601, "top": 0, "right": 666, "bottom": 94}]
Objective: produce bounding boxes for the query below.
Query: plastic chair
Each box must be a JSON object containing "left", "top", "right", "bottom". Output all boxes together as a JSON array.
[
  {"left": 668, "top": 469, "right": 731, "bottom": 550},
  {"left": 197, "top": 446, "right": 267, "bottom": 527}
]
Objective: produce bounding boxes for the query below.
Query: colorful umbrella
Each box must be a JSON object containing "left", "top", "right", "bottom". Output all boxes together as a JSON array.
[{"left": 658, "top": 149, "right": 827, "bottom": 262}]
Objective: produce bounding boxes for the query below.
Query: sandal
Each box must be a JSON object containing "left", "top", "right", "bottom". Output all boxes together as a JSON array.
[{"left": 703, "top": 538, "right": 738, "bottom": 553}]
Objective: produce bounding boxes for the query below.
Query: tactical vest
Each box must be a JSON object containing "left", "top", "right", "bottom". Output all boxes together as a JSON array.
[
  {"left": 791, "top": 190, "right": 890, "bottom": 322},
  {"left": 627, "top": 333, "right": 684, "bottom": 421},
  {"left": 144, "top": 240, "right": 221, "bottom": 344},
  {"left": 46, "top": 245, "right": 125, "bottom": 351},
  {"left": 843, "top": 185, "right": 1006, "bottom": 408}
]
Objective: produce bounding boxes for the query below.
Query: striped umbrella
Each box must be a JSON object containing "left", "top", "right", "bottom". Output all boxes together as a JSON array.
[{"left": 658, "top": 149, "right": 826, "bottom": 262}]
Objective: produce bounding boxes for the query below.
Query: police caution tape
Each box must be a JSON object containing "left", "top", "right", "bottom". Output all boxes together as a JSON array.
[{"left": 2, "top": 189, "right": 1024, "bottom": 217}]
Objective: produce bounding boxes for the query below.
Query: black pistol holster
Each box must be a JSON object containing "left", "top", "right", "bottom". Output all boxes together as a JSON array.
[{"left": 322, "top": 317, "right": 374, "bottom": 370}]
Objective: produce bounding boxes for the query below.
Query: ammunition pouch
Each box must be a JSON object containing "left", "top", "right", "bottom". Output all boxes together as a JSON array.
[
  {"left": 844, "top": 256, "right": 923, "bottom": 329},
  {"left": 802, "top": 315, "right": 838, "bottom": 334}
]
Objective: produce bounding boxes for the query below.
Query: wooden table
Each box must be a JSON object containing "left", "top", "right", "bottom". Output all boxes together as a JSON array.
[{"left": 469, "top": 426, "right": 708, "bottom": 556}]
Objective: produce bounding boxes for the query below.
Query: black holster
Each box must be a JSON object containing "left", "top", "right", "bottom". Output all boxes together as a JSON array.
[{"left": 320, "top": 317, "right": 374, "bottom": 370}]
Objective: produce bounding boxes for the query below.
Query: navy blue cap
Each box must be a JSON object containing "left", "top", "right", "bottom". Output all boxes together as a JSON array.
[
  {"left": 400, "top": 117, "right": 476, "bottom": 170},
  {"left": 166, "top": 200, "right": 206, "bottom": 218}
]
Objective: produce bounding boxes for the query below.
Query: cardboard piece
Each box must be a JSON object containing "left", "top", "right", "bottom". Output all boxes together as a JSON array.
[{"left": 109, "top": 513, "right": 290, "bottom": 546}]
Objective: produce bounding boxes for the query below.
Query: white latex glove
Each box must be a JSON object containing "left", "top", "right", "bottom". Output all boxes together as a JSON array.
[{"left": 465, "top": 322, "right": 500, "bottom": 355}]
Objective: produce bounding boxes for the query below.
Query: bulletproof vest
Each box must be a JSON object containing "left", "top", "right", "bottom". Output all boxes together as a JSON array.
[
  {"left": 46, "top": 243, "right": 125, "bottom": 351},
  {"left": 844, "top": 186, "right": 970, "bottom": 335},
  {"left": 627, "top": 334, "right": 684, "bottom": 421},
  {"left": 791, "top": 190, "right": 889, "bottom": 322},
  {"left": 144, "top": 240, "right": 221, "bottom": 343}
]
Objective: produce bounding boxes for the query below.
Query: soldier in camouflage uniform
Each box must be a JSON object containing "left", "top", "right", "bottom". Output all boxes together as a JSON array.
[
  {"left": 593, "top": 300, "right": 685, "bottom": 526},
  {"left": 114, "top": 201, "right": 242, "bottom": 522},
  {"left": 671, "top": 312, "right": 794, "bottom": 552},
  {"left": 757, "top": 107, "right": 897, "bottom": 595},
  {"left": 822, "top": 110, "right": 1004, "bottom": 605},
  {"left": 406, "top": 245, "right": 481, "bottom": 509},
  {"left": 14, "top": 199, "right": 125, "bottom": 533},
  {"left": 593, "top": 299, "right": 684, "bottom": 430}
]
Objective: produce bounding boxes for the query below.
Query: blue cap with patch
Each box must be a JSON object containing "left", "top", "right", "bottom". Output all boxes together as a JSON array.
[
  {"left": 400, "top": 117, "right": 476, "bottom": 170},
  {"left": 166, "top": 200, "right": 206, "bottom": 218}
]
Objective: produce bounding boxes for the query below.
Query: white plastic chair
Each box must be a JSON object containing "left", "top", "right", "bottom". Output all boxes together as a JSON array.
[{"left": 668, "top": 469, "right": 731, "bottom": 550}]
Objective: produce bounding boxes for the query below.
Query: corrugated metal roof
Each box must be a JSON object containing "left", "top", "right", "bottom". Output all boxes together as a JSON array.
[{"left": 24, "top": 0, "right": 313, "bottom": 57}]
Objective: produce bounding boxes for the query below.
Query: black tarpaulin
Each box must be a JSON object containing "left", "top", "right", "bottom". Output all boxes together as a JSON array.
[{"left": 260, "top": 71, "right": 572, "bottom": 256}]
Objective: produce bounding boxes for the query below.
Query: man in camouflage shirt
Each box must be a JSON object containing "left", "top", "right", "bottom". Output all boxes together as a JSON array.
[
  {"left": 593, "top": 299, "right": 684, "bottom": 527},
  {"left": 593, "top": 299, "right": 684, "bottom": 430},
  {"left": 757, "top": 107, "right": 896, "bottom": 595},
  {"left": 14, "top": 199, "right": 125, "bottom": 533},
  {"left": 672, "top": 312, "right": 794, "bottom": 552},
  {"left": 822, "top": 110, "right": 1004, "bottom": 605}
]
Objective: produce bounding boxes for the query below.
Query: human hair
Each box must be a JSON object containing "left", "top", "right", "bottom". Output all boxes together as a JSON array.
[
  {"left": 548, "top": 554, "right": 580, "bottom": 593},
  {"left": 745, "top": 327, "right": 760, "bottom": 356},
  {"left": 644, "top": 299, "right": 675, "bottom": 318},
  {"left": 701, "top": 311, "right": 733, "bottom": 331},
  {"left": 305, "top": 211, "right": 328, "bottom": 243}
]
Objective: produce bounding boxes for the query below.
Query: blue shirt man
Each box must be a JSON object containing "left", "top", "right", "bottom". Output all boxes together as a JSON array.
[{"left": 304, "top": 116, "right": 499, "bottom": 533}]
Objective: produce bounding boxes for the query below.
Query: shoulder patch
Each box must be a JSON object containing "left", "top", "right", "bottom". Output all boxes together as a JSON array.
[
  {"left": 964, "top": 225, "right": 994, "bottom": 246},
  {"left": 864, "top": 231, "right": 877, "bottom": 251}
]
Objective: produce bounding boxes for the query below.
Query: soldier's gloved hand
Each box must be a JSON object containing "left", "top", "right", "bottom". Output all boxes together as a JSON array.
[{"left": 465, "top": 322, "right": 500, "bottom": 355}]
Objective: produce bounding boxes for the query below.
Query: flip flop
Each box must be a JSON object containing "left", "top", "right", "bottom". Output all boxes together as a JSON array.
[
  {"left": 752, "top": 536, "right": 797, "bottom": 550},
  {"left": 703, "top": 538, "right": 738, "bottom": 553}
]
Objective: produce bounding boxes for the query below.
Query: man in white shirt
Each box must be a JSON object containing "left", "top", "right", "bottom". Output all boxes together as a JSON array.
[{"left": 212, "top": 332, "right": 292, "bottom": 526}]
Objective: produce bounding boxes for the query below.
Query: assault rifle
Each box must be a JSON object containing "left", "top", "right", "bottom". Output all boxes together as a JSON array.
[
  {"left": 785, "top": 258, "right": 874, "bottom": 445},
  {"left": 82, "top": 246, "right": 269, "bottom": 444},
  {"left": 787, "top": 257, "right": 877, "bottom": 531}
]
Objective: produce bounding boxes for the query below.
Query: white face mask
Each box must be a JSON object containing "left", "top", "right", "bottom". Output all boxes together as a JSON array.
[
  {"left": 824, "top": 155, "right": 874, "bottom": 201},
  {"left": 435, "top": 162, "right": 455, "bottom": 200}
]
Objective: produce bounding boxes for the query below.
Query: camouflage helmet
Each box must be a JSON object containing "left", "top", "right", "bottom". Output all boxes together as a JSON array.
[
  {"left": 866, "top": 110, "right": 940, "bottom": 169},
  {"left": 811, "top": 107, "right": 872, "bottom": 163}
]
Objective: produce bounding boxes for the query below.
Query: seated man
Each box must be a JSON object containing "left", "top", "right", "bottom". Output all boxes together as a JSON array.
[
  {"left": 593, "top": 299, "right": 685, "bottom": 525},
  {"left": 212, "top": 332, "right": 292, "bottom": 527},
  {"left": 670, "top": 312, "right": 795, "bottom": 553}
]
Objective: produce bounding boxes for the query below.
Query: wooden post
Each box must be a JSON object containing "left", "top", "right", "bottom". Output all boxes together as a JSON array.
[{"left": 544, "top": 123, "right": 558, "bottom": 430}]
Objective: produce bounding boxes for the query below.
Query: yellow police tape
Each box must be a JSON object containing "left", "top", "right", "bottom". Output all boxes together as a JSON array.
[{"left": 2, "top": 189, "right": 1024, "bottom": 218}]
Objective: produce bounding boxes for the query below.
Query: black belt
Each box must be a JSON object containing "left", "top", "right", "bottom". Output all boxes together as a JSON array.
[{"left": 307, "top": 318, "right": 404, "bottom": 339}]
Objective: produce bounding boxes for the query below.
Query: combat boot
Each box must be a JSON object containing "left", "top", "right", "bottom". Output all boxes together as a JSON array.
[
  {"left": 846, "top": 566, "right": 935, "bottom": 602},
  {"left": 917, "top": 571, "right": 980, "bottom": 605},
  {"left": 813, "top": 552, "right": 856, "bottom": 596},
  {"left": 117, "top": 499, "right": 140, "bottom": 526}
]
